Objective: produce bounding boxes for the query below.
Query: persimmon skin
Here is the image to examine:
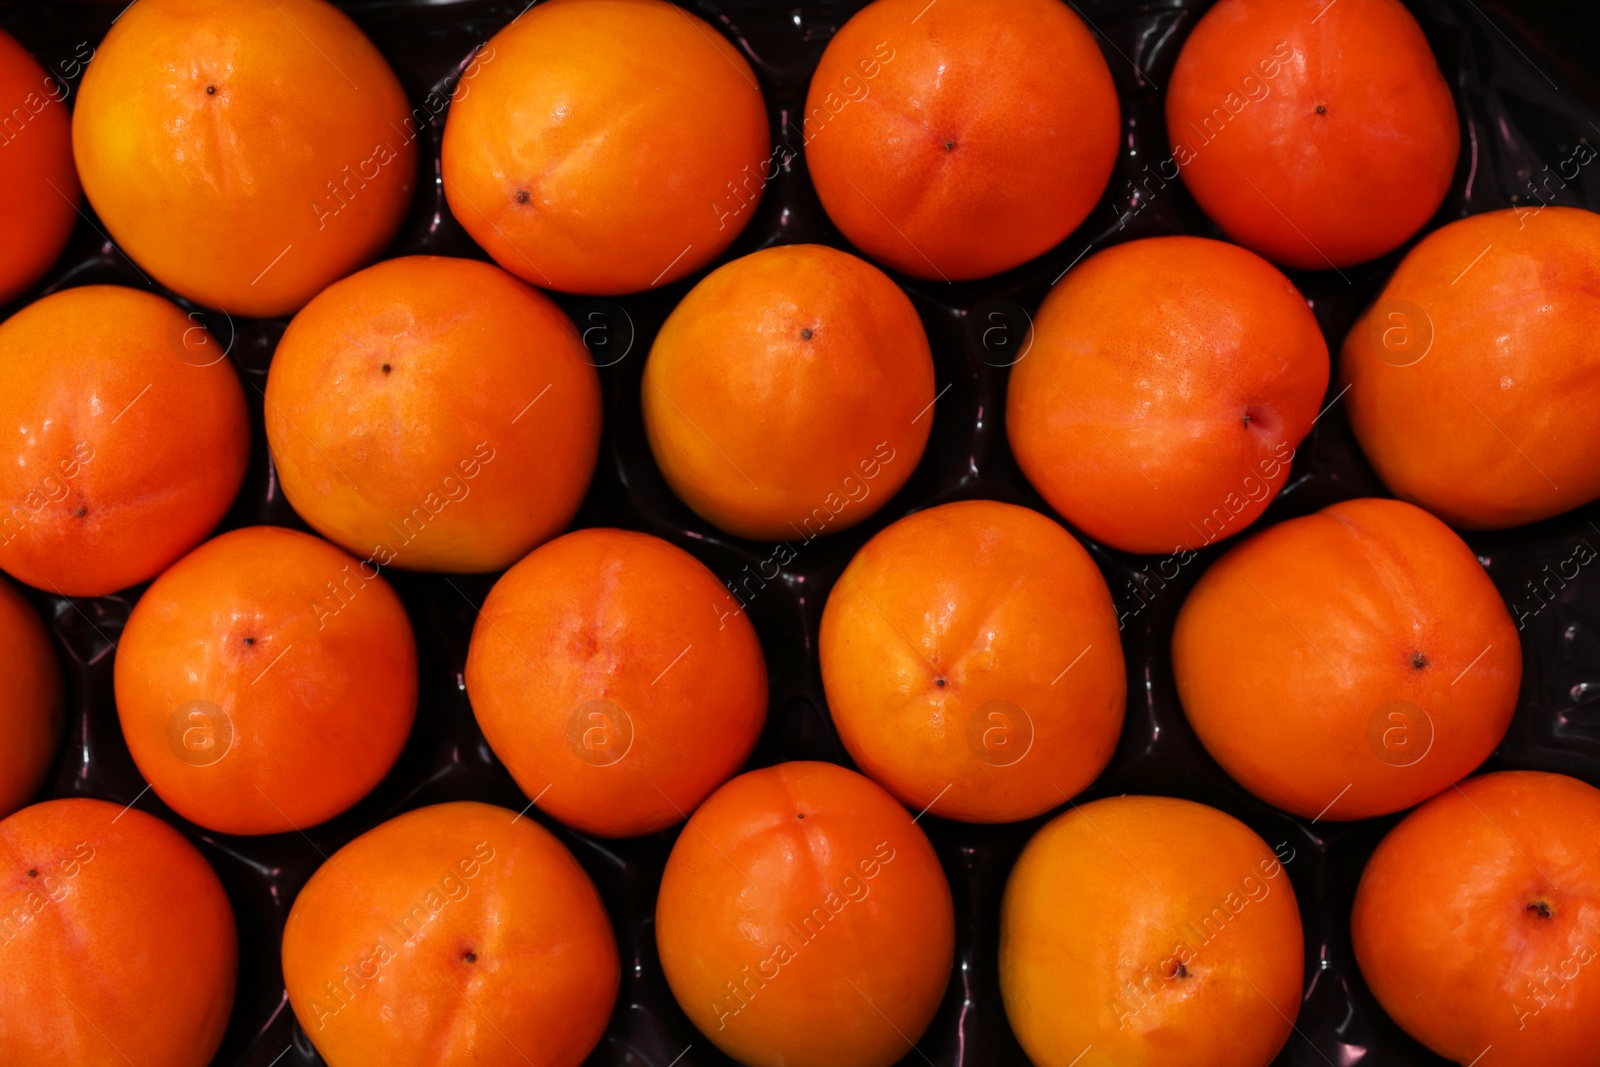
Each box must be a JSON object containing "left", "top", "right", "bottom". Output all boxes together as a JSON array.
[
  {"left": 72, "top": 0, "right": 415, "bottom": 317},
  {"left": 465, "top": 527, "right": 767, "bottom": 837},
  {"left": 1343, "top": 207, "right": 1600, "bottom": 528},
  {"left": 0, "top": 798, "right": 237, "bottom": 1067},
  {"left": 441, "top": 0, "right": 769, "bottom": 295},
  {"left": 1173, "top": 498, "right": 1520, "bottom": 821},
  {"left": 0, "top": 29, "right": 80, "bottom": 306},
  {"left": 1167, "top": 0, "right": 1459, "bottom": 269},
  {"left": 0, "top": 286, "right": 250, "bottom": 597},
  {"left": 1006, "top": 236, "right": 1329, "bottom": 554},
  {"left": 264, "top": 256, "right": 602, "bottom": 573},
  {"left": 642, "top": 244, "right": 934, "bottom": 541},
  {"left": 1000, "top": 795, "right": 1302, "bottom": 1067},
  {"left": 656, "top": 761, "right": 954, "bottom": 1067},
  {"left": 114, "top": 526, "right": 417, "bottom": 835},
  {"left": 819, "top": 500, "right": 1125, "bottom": 822},
  {"left": 282, "top": 801, "right": 619, "bottom": 1067},
  {"left": 804, "top": 0, "right": 1119, "bottom": 281},
  {"left": 0, "top": 579, "right": 60, "bottom": 818},
  {"left": 1353, "top": 771, "right": 1600, "bottom": 1066}
]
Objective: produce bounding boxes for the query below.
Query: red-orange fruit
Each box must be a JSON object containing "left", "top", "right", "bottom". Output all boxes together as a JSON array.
[
  {"left": 656, "top": 761, "right": 954, "bottom": 1067},
  {"left": 0, "top": 797, "right": 237, "bottom": 1067},
  {"left": 1166, "top": 0, "right": 1459, "bottom": 269},
  {"left": 1343, "top": 207, "right": 1600, "bottom": 528},
  {"left": 114, "top": 526, "right": 417, "bottom": 835},
  {"left": 804, "top": 0, "right": 1119, "bottom": 280},
  {"left": 1353, "top": 771, "right": 1600, "bottom": 1066},
  {"left": 820, "top": 499, "right": 1125, "bottom": 822},
  {"left": 282, "top": 800, "right": 619, "bottom": 1067},
  {"left": 0, "top": 28, "right": 80, "bottom": 306},
  {"left": 264, "top": 256, "right": 602, "bottom": 573},
  {"left": 0, "top": 286, "right": 250, "bottom": 596},
  {"left": 441, "top": 0, "right": 770, "bottom": 295},
  {"left": 465, "top": 527, "right": 767, "bottom": 837},
  {"left": 1006, "top": 236, "right": 1329, "bottom": 554},
  {"left": 1173, "top": 497, "right": 1521, "bottom": 820}
]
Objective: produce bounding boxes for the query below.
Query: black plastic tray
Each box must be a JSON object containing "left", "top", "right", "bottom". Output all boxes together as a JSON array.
[{"left": 3, "top": 1, "right": 1599, "bottom": 1064}]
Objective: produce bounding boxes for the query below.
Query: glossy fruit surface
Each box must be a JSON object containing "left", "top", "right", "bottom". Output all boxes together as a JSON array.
[
  {"left": 1006, "top": 236, "right": 1329, "bottom": 554},
  {"left": 805, "top": 0, "right": 1118, "bottom": 280},
  {"left": 1353, "top": 771, "right": 1600, "bottom": 1066},
  {"left": 441, "top": 0, "right": 769, "bottom": 295},
  {"left": 656, "top": 761, "right": 954, "bottom": 1067},
  {"left": 642, "top": 243, "right": 934, "bottom": 540},
  {"left": 0, "top": 578, "right": 59, "bottom": 818},
  {"left": 0, "top": 28, "right": 79, "bottom": 306},
  {"left": 1001, "top": 795, "right": 1303, "bottom": 1067},
  {"left": 264, "top": 255, "right": 602, "bottom": 572},
  {"left": 465, "top": 527, "right": 767, "bottom": 837},
  {"left": 820, "top": 499, "right": 1125, "bottom": 822},
  {"left": 115, "top": 526, "right": 417, "bottom": 834},
  {"left": 1173, "top": 497, "right": 1521, "bottom": 820},
  {"left": 72, "top": 0, "right": 415, "bottom": 316},
  {"left": 1166, "top": 0, "right": 1459, "bottom": 268},
  {"left": 0, "top": 797, "right": 237, "bottom": 1067},
  {"left": 282, "top": 800, "right": 619, "bottom": 1067},
  {"left": 0, "top": 285, "right": 249, "bottom": 596},
  {"left": 1343, "top": 206, "right": 1600, "bottom": 528}
]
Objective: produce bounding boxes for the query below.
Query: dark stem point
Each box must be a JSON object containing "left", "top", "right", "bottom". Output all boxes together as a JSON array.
[
  {"left": 1411, "top": 651, "right": 1429, "bottom": 670},
  {"left": 1529, "top": 901, "right": 1553, "bottom": 919},
  {"left": 463, "top": 950, "right": 477, "bottom": 963},
  {"left": 206, "top": 85, "right": 216, "bottom": 95},
  {"left": 515, "top": 189, "right": 530, "bottom": 204}
]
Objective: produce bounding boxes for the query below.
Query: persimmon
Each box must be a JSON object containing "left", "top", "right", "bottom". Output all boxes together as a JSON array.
[
  {"left": 114, "top": 526, "right": 417, "bottom": 835},
  {"left": 0, "top": 579, "right": 60, "bottom": 818},
  {"left": 1006, "top": 236, "right": 1329, "bottom": 554},
  {"left": 264, "top": 256, "right": 602, "bottom": 573},
  {"left": 819, "top": 500, "right": 1124, "bottom": 822},
  {"left": 656, "top": 761, "right": 954, "bottom": 1067},
  {"left": 0, "top": 797, "right": 237, "bottom": 1067},
  {"left": 804, "top": 0, "right": 1118, "bottom": 281},
  {"left": 1343, "top": 206, "right": 1600, "bottom": 528},
  {"left": 72, "top": 0, "right": 415, "bottom": 316},
  {"left": 642, "top": 244, "right": 934, "bottom": 540},
  {"left": 0, "top": 29, "right": 79, "bottom": 306},
  {"left": 1000, "top": 795, "right": 1302, "bottom": 1067},
  {"left": 465, "top": 527, "right": 766, "bottom": 837},
  {"left": 441, "top": 0, "right": 769, "bottom": 295},
  {"left": 1172, "top": 497, "right": 1520, "bottom": 821},
  {"left": 282, "top": 800, "right": 618, "bottom": 1067},
  {"left": 0, "top": 286, "right": 249, "bottom": 597},
  {"left": 1167, "top": 0, "right": 1459, "bottom": 269},
  {"left": 1353, "top": 771, "right": 1600, "bottom": 1065}
]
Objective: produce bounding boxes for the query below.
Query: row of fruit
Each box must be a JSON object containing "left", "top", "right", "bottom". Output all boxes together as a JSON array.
[{"left": 1, "top": 0, "right": 1598, "bottom": 1065}]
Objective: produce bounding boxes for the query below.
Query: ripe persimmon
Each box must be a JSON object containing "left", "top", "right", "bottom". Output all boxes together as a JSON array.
[
  {"left": 114, "top": 526, "right": 417, "bottom": 835},
  {"left": 1353, "top": 771, "right": 1600, "bottom": 1066},
  {"left": 804, "top": 0, "right": 1118, "bottom": 281},
  {"left": 1344, "top": 206, "right": 1600, "bottom": 528},
  {"left": 1173, "top": 497, "right": 1520, "bottom": 821},
  {"left": 72, "top": 0, "right": 415, "bottom": 316},
  {"left": 1006, "top": 236, "right": 1329, "bottom": 554},
  {"left": 0, "top": 578, "right": 60, "bottom": 818},
  {"left": 282, "top": 800, "right": 618, "bottom": 1067},
  {"left": 0, "top": 286, "right": 249, "bottom": 597},
  {"left": 642, "top": 244, "right": 934, "bottom": 541},
  {"left": 656, "top": 761, "right": 954, "bottom": 1067},
  {"left": 0, "top": 28, "right": 79, "bottom": 306},
  {"left": 0, "top": 797, "right": 237, "bottom": 1067},
  {"left": 1167, "top": 0, "right": 1458, "bottom": 269},
  {"left": 465, "top": 527, "right": 767, "bottom": 837},
  {"left": 1000, "top": 795, "right": 1302, "bottom": 1067},
  {"left": 441, "top": 0, "right": 769, "bottom": 295},
  {"left": 819, "top": 500, "right": 1125, "bottom": 822},
  {"left": 264, "top": 256, "right": 602, "bottom": 573}
]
